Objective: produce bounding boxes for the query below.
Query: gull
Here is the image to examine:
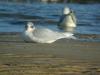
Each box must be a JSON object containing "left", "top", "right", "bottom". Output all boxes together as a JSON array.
[
  {"left": 22, "top": 22, "right": 76, "bottom": 43},
  {"left": 58, "top": 7, "right": 77, "bottom": 30}
]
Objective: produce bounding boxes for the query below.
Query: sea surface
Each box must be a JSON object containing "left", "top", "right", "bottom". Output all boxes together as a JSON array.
[{"left": 0, "top": 2, "right": 100, "bottom": 35}]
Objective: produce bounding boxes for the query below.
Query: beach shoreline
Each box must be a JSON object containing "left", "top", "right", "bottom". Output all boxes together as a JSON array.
[{"left": 0, "top": 33, "right": 100, "bottom": 75}]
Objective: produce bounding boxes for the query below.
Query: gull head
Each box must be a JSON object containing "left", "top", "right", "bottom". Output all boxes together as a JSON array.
[
  {"left": 25, "top": 22, "right": 35, "bottom": 31},
  {"left": 63, "top": 7, "right": 71, "bottom": 15}
]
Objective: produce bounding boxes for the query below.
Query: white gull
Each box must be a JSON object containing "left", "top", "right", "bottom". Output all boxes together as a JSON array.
[
  {"left": 58, "top": 7, "right": 77, "bottom": 30},
  {"left": 22, "top": 22, "right": 76, "bottom": 43}
]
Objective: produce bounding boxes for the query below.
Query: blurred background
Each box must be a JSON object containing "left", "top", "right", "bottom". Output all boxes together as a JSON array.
[
  {"left": 0, "top": 0, "right": 100, "bottom": 35},
  {"left": 0, "top": 0, "right": 100, "bottom": 3}
]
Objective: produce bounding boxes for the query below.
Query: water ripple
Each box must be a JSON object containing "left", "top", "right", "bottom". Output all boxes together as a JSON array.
[{"left": 0, "top": 3, "right": 100, "bottom": 35}]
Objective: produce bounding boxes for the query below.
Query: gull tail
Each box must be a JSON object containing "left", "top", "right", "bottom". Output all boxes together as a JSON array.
[{"left": 63, "top": 32, "right": 77, "bottom": 39}]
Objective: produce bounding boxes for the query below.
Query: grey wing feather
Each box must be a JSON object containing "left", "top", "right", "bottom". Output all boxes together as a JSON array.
[
  {"left": 32, "top": 28, "right": 62, "bottom": 41},
  {"left": 58, "top": 15, "right": 65, "bottom": 25},
  {"left": 71, "top": 11, "right": 77, "bottom": 24}
]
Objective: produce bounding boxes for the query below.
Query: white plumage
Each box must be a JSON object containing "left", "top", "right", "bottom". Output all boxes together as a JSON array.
[
  {"left": 58, "top": 7, "right": 77, "bottom": 30},
  {"left": 22, "top": 22, "right": 76, "bottom": 43}
]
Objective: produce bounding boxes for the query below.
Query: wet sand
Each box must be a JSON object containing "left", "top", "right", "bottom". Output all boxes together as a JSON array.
[{"left": 0, "top": 33, "right": 100, "bottom": 75}]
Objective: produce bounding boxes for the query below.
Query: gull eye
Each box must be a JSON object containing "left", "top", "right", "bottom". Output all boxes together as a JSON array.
[{"left": 30, "top": 25, "right": 33, "bottom": 28}]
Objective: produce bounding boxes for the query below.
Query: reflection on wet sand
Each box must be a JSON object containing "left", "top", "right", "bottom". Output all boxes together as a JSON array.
[{"left": 63, "top": 27, "right": 76, "bottom": 33}]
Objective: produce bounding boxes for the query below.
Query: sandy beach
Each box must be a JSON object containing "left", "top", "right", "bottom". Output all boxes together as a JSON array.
[{"left": 0, "top": 33, "right": 100, "bottom": 75}]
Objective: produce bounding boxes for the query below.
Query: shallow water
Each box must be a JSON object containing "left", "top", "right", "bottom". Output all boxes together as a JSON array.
[{"left": 0, "top": 2, "right": 100, "bottom": 35}]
